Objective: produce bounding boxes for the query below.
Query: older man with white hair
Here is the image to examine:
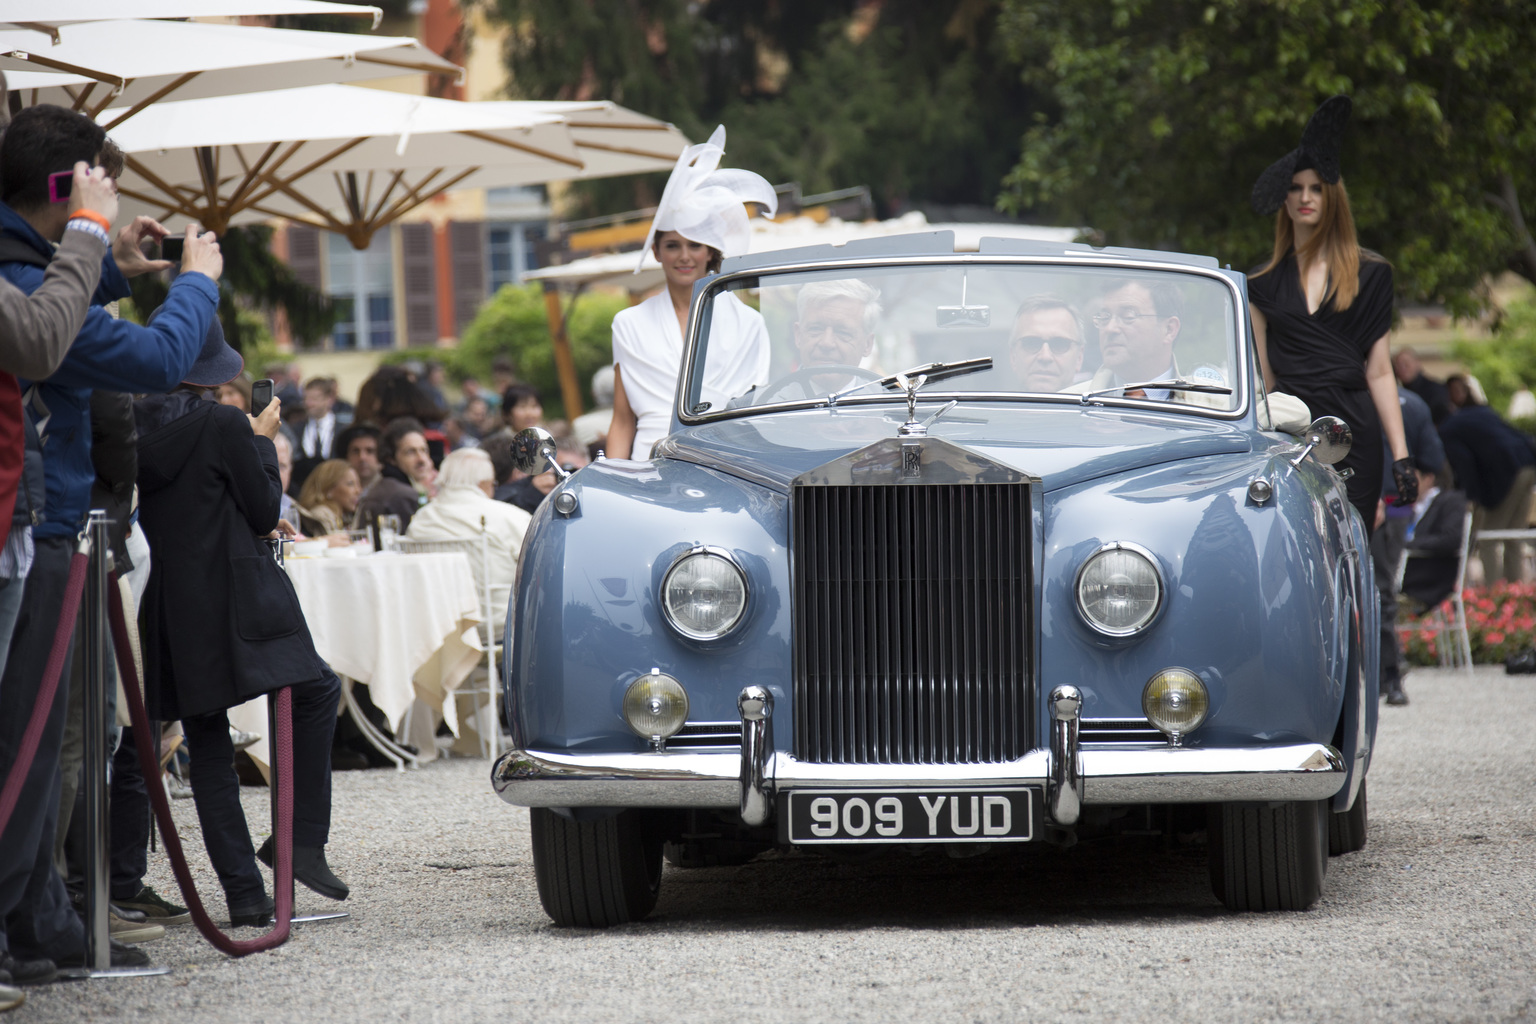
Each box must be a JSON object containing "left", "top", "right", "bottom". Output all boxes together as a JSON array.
[{"left": 405, "top": 448, "right": 532, "bottom": 638}]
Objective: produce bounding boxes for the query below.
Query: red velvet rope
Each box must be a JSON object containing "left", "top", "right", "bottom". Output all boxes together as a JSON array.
[
  {"left": 109, "top": 570, "right": 294, "bottom": 956},
  {"left": 0, "top": 549, "right": 88, "bottom": 841}
]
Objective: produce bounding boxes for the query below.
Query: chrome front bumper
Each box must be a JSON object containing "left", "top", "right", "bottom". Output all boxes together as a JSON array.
[
  {"left": 493, "top": 684, "right": 1345, "bottom": 821},
  {"left": 491, "top": 741, "right": 1346, "bottom": 815}
]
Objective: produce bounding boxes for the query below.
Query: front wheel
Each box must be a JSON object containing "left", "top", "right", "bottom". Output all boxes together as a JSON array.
[
  {"left": 1328, "top": 779, "right": 1368, "bottom": 855},
  {"left": 1207, "top": 799, "right": 1328, "bottom": 911},
  {"left": 530, "top": 808, "right": 663, "bottom": 927}
]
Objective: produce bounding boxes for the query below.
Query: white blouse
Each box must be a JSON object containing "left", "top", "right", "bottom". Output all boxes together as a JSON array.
[{"left": 611, "top": 290, "right": 770, "bottom": 457}]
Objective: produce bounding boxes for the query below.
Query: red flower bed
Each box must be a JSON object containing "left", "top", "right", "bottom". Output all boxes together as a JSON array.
[{"left": 1399, "top": 581, "right": 1536, "bottom": 665}]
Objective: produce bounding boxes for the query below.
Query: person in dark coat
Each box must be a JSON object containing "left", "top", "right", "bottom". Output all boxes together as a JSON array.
[
  {"left": 134, "top": 320, "right": 348, "bottom": 926},
  {"left": 1392, "top": 349, "right": 1454, "bottom": 426},
  {"left": 1401, "top": 464, "right": 1470, "bottom": 611},
  {"left": 1439, "top": 399, "right": 1536, "bottom": 583}
]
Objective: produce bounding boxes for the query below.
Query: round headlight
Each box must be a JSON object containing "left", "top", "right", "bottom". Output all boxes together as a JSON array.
[
  {"left": 623, "top": 670, "right": 689, "bottom": 741},
  {"left": 662, "top": 548, "right": 748, "bottom": 640},
  {"left": 1142, "top": 668, "right": 1210, "bottom": 743},
  {"left": 1076, "top": 543, "right": 1163, "bottom": 636}
]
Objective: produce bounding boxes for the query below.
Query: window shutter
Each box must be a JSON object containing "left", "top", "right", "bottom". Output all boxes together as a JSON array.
[
  {"left": 400, "top": 222, "right": 437, "bottom": 346},
  {"left": 449, "top": 220, "right": 486, "bottom": 332},
  {"left": 286, "top": 225, "right": 322, "bottom": 290}
]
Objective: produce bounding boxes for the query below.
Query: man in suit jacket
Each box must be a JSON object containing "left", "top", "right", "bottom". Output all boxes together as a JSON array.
[{"left": 1401, "top": 465, "right": 1469, "bottom": 611}]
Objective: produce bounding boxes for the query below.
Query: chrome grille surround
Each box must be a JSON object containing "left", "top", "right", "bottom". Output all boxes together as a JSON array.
[{"left": 791, "top": 437, "right": 1035, "bottom": 765}]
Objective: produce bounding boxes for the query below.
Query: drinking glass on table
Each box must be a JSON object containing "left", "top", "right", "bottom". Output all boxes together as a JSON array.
[{"left": 377, "top": 514, "right": 401, "bottom": 552}]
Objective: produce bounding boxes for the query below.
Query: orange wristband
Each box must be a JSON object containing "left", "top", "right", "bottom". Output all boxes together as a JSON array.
[{"left": 68, "top": 209, "right": 112, "bottom": 232}]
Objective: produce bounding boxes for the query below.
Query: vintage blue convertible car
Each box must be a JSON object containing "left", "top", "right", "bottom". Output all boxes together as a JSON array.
[{"left": 493, "top": 233, "right": 1377, "bottom": 926}]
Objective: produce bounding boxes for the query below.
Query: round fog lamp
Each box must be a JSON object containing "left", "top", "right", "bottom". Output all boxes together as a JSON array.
[
  {"left": 1142, "top": 668, "right": 1209, "bottom": 744},
  {"left": 623, "top": 670, "right": 689, "bottom": 743},
  {"left": 1076, "top": 543, "right": 1163, "bottom": 636},
  {"left": 663, "top": 548, "right": 748, "bottom": 640}
]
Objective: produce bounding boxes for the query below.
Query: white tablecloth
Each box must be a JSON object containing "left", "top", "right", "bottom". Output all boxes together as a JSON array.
[{"left": 230, "top": 551, "right": 482, "bottom": 768}]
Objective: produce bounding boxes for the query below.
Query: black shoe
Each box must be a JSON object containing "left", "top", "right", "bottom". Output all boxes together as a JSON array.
[
  {"left": 228, "top": 895, "right": 275, "bottom": 928},
  {"left": 1387, "top": 686, "right": 1409, "bottom": 706},
  {"left": 56, "top": 938, "right": 149, "bottom": 970},
  {"left": 0, "top": 952, "right": 55, "bottom": 986},
  {"left": 257, "top": 837, "right": 349, "bottom": 901}
]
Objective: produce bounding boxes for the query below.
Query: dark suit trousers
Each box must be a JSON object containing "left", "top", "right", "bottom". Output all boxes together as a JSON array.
[
  {"left": 179, "top": 668, "right": 340, "bottom": 912},
  {"left": 1372, "top": 518, "right": 1408, "bottom": 695},
  {"left": 0, "top": 538, "right": 86, "bottom": 960},
  {"left": 108, "top": 726, "right": 149, "bottom": 900}
]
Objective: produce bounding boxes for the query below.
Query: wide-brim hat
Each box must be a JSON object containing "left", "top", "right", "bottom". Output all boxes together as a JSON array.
[
  {"left": 1251, "top": 95, "right": 1352, "bottom": 216},
  {"left": 146, "top": 303, "right": 244, "bottom": 388}
]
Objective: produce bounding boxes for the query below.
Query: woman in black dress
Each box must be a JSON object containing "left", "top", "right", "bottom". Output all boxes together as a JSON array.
[{"left": 1247, "top": 95, "right": 1414, "bottom": 533}]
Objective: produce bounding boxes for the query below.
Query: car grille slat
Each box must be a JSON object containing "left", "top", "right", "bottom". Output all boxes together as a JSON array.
[{"left": 793, "top": 481, "right": 1032, "bottom": 765}]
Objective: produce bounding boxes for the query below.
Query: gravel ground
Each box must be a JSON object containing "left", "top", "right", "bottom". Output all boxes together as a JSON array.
[{"left": 15, "top": 665, "right": 1536, "bottom": 1024}]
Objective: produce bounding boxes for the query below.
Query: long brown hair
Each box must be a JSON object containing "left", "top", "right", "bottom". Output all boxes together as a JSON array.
[
  {"left": 1252, "top": 176, "right": 1375, "bottom": 311},
  {"left": 297, "top": 459, "right": 356, "bottom": 518}
]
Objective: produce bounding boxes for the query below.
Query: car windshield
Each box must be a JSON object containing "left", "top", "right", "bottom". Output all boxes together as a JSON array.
[{"left": 681, "top": 262, "right": 1243, "bottom": 418}]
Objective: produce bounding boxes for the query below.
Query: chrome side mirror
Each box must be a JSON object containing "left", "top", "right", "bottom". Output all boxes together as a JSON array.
[
  {"left": 511, "top": 426, "right": 568, "bottom": 481},
  {"left": 1292, "top": 416, "right": 1352, "bottom": 467}
]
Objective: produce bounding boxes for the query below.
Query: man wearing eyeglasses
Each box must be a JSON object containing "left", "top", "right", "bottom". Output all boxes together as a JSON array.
[
  {"left": 792, "top": 279, "right": 881, "bottom": 381},
  {"left": 1008, "top": 295, "right": 1087, "bottom": 392},
  {"left": 1083, "top": 279, "right": 1184, "bottom": 400}
]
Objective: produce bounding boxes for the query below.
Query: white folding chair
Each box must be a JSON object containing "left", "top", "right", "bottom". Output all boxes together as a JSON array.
[
  {"left": 395, "top": 534, "right": 505, "bottom": 757},
  {"left": 1396, "top": 509, "right": 1475, "bottom": 673}
]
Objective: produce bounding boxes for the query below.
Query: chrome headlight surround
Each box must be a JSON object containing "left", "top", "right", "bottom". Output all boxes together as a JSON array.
[
  {"left": 1074, "top": 541, "right": 1165, "bottom": 638},
  {"left": 660, "top": 545, "right": 750, "bottom": 641}
]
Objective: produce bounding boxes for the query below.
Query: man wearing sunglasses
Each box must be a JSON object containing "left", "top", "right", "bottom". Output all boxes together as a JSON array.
[{"left": 1008, "top": 295, "right": 1087, "bottom": 393}]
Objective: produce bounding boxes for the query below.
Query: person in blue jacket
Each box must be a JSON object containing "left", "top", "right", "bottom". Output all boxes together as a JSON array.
[{"left": 0, "top": 104, "right": 223, "bottom": 979}]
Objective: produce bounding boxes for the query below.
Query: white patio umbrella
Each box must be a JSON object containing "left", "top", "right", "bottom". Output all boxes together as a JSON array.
[
  {"left": 106, "top": 85, "right": 685, "bottom": 245},
  {"left": 525, "top": 212, "right": 1084, "bottom": 293},
  {"left": 0, "top": 1, "right": 382, "bottom": 39},
  {"left": 481, "top": 100, "right": 697, "bottom": 180},
  {"left": 0, "top": 20, "right": 458, "bottom": 128}
]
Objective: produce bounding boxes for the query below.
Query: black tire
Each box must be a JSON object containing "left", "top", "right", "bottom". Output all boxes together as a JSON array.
[
  {"left": 1208, "top": 799, "right": 1328, "bottom": 911},
  {"left": 1328, "top": 779, "right": 1368, "bottom": 855},
  {"left": 530, "top": 808, "right": 663, "bottom": 927}
]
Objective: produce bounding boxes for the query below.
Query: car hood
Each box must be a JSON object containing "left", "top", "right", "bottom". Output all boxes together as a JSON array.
[{"left": 655, "top": 403, "right": 1258, "bottom": 494}]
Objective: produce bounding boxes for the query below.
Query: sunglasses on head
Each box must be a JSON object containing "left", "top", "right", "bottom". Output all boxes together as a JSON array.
[{"left": 1013, "top": 335, "right": 1080, "bottom": 356}]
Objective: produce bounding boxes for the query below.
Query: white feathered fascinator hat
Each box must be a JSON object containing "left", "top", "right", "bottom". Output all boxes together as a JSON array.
[{"left": 636, "top": 125, "right": 778, "bottom": 273}]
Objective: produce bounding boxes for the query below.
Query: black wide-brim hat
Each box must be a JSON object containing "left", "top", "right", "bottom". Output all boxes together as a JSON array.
[
  {"left": 146, "top": 303, "right": 244, "bottom": 388},
  {"left": 1251, "top": 95, "right": 1352, "bottom": 216}
]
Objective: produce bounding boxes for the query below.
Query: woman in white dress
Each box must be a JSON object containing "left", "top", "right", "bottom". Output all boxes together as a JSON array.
[{"left": 606, "top": 126, "right": 777, "bottom": 459}]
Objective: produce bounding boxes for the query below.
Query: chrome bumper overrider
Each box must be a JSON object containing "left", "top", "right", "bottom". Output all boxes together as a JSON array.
[{"left": 490, "top": 742, "right": 1346, "bottom": 813}]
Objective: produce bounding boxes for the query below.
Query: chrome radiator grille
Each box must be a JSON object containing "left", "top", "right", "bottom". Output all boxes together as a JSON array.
[{"left": 792, "top": 482, "right": 1032, "bottom": 764}]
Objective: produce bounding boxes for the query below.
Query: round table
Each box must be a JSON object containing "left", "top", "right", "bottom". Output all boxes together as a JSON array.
[{"left": 231, "top": 551, "right": 482, "bottom": 771}]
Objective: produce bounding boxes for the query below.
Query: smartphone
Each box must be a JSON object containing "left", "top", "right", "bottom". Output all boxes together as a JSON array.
[
  {"left": 48, "top": 170, "right": 72, "bottom": 204},
  {"left": 251, "top": 379, "right": 274, "bottom": 417},
  {"left": 160, "top": 235, "right": 185, "bottom": 263}
]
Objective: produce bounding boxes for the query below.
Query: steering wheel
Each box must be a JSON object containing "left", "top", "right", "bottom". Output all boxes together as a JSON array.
[{"left": 752, "top": 365, "right": 884, "bottom": 405}]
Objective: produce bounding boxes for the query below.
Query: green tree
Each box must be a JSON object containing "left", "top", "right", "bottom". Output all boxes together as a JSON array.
[
  {"left": 1454, "top": 296, "right": 1536, "bottom": 417},
  {"left": 127, "top": 224, "right": 335, "bottom": 353},
  {"left": 455, "top": 283, "right": 629, "bottom": 418},
  {"left": 475, "top": 0, "right": 1039, "bottom": 218},
  {"left": 995, "top": 0, "right": 1536, "bottom": 315}
]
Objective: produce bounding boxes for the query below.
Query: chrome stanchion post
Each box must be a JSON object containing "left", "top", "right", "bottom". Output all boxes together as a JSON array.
[
  {"left": 77, "top": 510, "right": 170, "bottom": 979},
  {"left": 82, "top": 512, "right": 109, "bottom": 971}
]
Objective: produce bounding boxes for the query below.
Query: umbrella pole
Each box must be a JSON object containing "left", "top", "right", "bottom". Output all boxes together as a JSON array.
[{"left": 542, "top": 282, "right": 584, "bottom": 418}]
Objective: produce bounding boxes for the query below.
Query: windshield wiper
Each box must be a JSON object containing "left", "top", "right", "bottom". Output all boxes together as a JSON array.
[
  {"left": 1079, "top": 377, "right": 1234, "bottom": 404},
  {"left": 825, "top": 356, "right": 993, "bottom": 407}
]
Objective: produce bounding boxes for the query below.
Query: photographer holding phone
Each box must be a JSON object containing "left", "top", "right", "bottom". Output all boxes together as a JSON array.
[
  {"left": 0, "top": 103, "right": 223, "bottom": 976},
  {"left": 135, "top": 320, "right": 347, "bottom": 929}
]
